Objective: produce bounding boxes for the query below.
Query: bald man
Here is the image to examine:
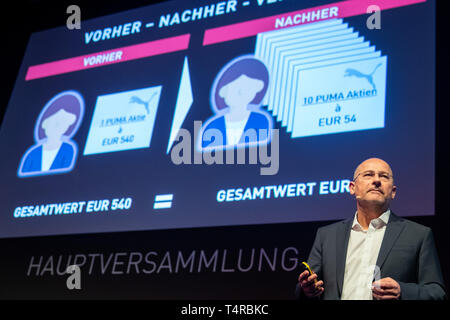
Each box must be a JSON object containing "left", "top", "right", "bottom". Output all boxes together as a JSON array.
[{"left": 296, "top": 158, "right": 447, "bottom": 300}]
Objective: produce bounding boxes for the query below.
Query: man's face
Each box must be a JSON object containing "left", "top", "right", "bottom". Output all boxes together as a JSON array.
[{"left": 349, "top": 159, "right": 397, "bottom": 208}]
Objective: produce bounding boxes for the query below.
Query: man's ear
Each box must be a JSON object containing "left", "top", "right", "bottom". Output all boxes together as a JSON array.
[
  {"left": 349, "top": 180, "right": 355, "bottom": 195},
  {"left": 391, "top": 185, "right": 397, "bottom": 199}
]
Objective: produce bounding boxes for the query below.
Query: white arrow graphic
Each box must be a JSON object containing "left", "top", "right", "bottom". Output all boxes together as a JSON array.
[{"left": 166, "top": 56, "right": 193, "bottom": 154}]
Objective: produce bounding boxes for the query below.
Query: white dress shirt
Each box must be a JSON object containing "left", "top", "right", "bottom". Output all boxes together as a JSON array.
[{"left": 341, "top": 210, "right": 390, "bottom": 300}]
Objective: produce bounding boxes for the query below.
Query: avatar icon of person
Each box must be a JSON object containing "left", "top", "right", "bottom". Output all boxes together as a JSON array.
[
  {"left": 18, "top": 90, "right": 85, "bottom": 177},
  {"left": 198, "top": 55, "right": 272, "bottom": 151}
]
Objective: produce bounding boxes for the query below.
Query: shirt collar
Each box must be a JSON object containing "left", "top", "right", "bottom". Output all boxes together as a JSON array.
[{"left": 352, "top": 209, "right": 391, "bottom": 231}]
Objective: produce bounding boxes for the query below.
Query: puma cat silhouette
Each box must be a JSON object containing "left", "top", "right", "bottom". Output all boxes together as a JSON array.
[
  {"left": 129, "top": 92, "right": 157, "bottom": 114},
  {"left": 344, "top": 63, "right": 382, "bottom": 90}
]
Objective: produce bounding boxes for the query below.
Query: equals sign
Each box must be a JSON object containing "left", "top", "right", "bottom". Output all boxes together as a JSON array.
[{"left": 153, "top": 194, "right": 173, "bottom": 209}]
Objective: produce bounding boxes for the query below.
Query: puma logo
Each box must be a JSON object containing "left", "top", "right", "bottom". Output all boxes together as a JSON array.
[
  {"left": 129, "top": 92, "right": 158, "bottom": 114},
  {"left": 344, "top": 63, "right": 382, "bottom": 91}
]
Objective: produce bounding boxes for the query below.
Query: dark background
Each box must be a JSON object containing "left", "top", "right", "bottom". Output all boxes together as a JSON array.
[{"left": 0, "top": 0, "right": 448, "bottom": 299}]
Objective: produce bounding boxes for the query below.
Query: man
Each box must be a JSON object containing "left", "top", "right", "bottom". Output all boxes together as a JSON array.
[{"left": 296, "top": 158, "right": 446, "bottom": 300}]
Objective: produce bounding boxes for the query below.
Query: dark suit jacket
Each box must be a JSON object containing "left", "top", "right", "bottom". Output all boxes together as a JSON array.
[{"left": 295, "top": 212, "right": 447, "bottom": 300}]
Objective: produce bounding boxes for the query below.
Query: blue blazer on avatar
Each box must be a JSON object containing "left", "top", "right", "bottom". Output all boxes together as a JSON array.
[
  {"left": 295, "top": 212, "right": 447, "bottom": 300},
  {"left": 201, "top": 111, "right": 270, "bottom": 149},
  {"left": 19, "top": 142, "right": 75, "bottom": 174}
]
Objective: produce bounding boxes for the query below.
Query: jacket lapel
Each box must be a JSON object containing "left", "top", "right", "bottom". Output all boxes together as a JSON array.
[
  {"left": 336, "top": 218, "right": 353, "bottom": 297},
  {"left": 375, "top": 212, "right": 405, "bottom": 270}
]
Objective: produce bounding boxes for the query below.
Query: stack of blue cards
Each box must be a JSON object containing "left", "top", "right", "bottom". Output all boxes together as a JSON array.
[{"left": 255, "top": 19, "right": 387, "bottom": 138}]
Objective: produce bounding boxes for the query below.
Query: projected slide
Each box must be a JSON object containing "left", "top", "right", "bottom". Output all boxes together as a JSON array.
[{"left": 0, "top": 0, "right": 435, "bottom": 238}]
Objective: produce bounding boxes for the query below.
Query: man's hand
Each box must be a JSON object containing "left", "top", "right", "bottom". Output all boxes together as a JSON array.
[
  {"left": 372, "top": 277, "right": 401, "bottom": 300},
  {"left": 298, "top": 270, "right": 324, "bottom": 298}
]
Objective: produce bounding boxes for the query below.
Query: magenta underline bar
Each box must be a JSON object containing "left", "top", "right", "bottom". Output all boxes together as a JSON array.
[
  {"left": 203, "top": 0, "right": 426, "bottom": 46},
  {"left": 25, "top": 33, "right": 191, "bottom": 81}
]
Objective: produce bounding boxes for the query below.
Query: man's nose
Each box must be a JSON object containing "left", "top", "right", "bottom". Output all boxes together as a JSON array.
[{"left": 372, "top": 179, "right": 381, "bottom": 187}]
